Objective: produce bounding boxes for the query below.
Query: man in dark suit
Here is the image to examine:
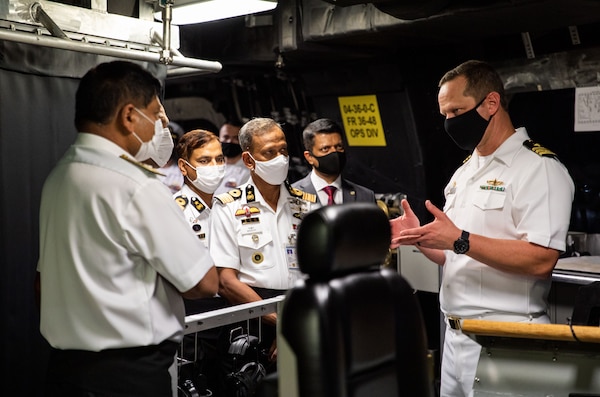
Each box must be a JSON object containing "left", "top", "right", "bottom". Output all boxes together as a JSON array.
[{"left": 292, "top": 118, "right": 375, "bottom": 206}]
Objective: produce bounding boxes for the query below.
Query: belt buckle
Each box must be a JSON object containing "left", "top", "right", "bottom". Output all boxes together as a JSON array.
[{"left": 448, "top": 316, "right": 462, "bottom": 331}]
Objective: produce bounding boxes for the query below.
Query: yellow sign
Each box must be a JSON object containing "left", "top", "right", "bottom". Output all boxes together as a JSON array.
[{"left": 338, "top": 95, "right": 387, "bottom": 147}]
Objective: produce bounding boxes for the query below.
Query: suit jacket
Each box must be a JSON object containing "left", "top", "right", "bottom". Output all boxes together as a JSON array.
[{"left": 292, "top": 173, "right": 376, "bottom": 206}]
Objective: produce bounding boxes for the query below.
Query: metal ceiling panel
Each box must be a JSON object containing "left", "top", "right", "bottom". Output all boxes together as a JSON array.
[{"left": 0, "top": 0, "right": 177, "bottom": 48}]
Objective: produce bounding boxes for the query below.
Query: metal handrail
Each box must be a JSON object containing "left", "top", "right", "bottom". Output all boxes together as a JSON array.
[{"left": 184, "top": 295, "right": 285, "bottom": 335}]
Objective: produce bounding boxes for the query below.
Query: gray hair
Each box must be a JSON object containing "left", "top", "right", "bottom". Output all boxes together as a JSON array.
[{"left": 239, "top": 118, "right": 283, "bottom": 152}]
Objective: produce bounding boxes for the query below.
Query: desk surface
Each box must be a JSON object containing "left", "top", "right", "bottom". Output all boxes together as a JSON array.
[{"left": 553, "top": 256, "right": 600, "bottom": 284}]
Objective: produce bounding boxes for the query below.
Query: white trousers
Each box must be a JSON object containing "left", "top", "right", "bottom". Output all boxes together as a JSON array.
[{"left": 440, "top": 314, "right": 550, "bottom": 397}]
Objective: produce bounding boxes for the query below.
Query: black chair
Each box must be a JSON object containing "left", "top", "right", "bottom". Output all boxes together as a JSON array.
[
  {"left": 571, "top": 281, "right": 600, "bottom": 326},
  {"left": 279, "top": 202, "right": 433, "bottom": 397}
]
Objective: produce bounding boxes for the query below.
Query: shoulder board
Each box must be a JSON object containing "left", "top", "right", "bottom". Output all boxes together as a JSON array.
[
  {"left": 215, "top": 188, "right": 242, "bottom": 204},
  {"left": 119, "top": 154, "right": 165, "bottom": 176},
  {"left": 522, "top": 139, "right": 558, "bottom": 159},
  {"left": 285, "top": 181, "right": 316, "bottom": 203},
  {"left": 462, "top": 154, "right": 472, "bottom": 164}
]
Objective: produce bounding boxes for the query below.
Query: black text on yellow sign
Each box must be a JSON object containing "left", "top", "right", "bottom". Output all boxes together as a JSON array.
[{"left": 338, "top": 95, "right": 387, "bottom": 147}]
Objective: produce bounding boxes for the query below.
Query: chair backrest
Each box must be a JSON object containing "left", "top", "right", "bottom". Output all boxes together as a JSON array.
[
  {"left": 280, "top": 202, "right": 433, "bottom": 397},
  {"left": 571, "top": 280, "right": 600, "bottom": 326}
]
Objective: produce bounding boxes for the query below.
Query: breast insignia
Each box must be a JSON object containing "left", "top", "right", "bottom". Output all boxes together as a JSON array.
[
  {"left": 215, "top": 188, "right": 242, "bottom": 204},
  {"left": 523, "top": 140, "right": 558, "bottom": 159}
]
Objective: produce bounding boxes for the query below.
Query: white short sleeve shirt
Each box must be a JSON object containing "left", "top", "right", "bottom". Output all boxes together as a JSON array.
[
  {"left": 38, "top": 133, "right": 214, "bottom": 351},
  {"left": 440, "top": 127, "right": 574, "bottom": 318},
  {"left": 210, "top": 181, "right": 313, "bottom": 289}
]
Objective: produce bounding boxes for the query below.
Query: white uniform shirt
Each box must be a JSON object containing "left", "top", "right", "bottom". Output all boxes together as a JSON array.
[
  {"left": 210, "top": 181, "right": 314, "bottom": 289},
  {"left": 38, "top": 133, "right": 213, "bottom": 351},
  {"left": 173, "top": 184, "right": 212, "bottom": 248},
  {"left": 440, "top": 127, "right": 574, "bottom": 318},
  {"left": 214, "top": 157, "right": 251, "bottom": 195}
]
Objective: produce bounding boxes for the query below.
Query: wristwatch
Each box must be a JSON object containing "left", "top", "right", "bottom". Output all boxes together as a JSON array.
[{"left": 453, "top": 230, "right": 470, "bottom": 254}]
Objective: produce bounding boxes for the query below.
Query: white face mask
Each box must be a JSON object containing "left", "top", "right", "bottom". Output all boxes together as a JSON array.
[
  {"left": 132, "top": 107, "right": 174, "bottom": 167},
  {"left": 184, "top": 160, "right": 226, "bottom": 194},
  {"left": 249, "top": 153, "right": 289, "bottom": 186}
]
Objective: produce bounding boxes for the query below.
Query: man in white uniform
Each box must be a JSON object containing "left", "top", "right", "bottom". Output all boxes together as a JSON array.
[
  {"left": 171, "top": 128, "right": 228, "bottom": 396},
  {"left": 210, "top": 117, "right": 316, "bottom": 362},
  {"left": 389, "top": 60, "right": 574, "bottom": 397},
  {"left": 37, "top": 61, "right": 218, "bottom": 397},
  {"left": 173, "top": 129, "right": 225, "bottom": 247}
]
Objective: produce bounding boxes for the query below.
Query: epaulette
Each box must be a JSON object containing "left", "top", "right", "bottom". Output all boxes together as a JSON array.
[
  {"left": 523, "top": 139, "right": 558, "bottom": 159},
  {"left": 463, "top": 154, "right": 472, "bottom": 164},
  {"left": 215, "top": 188, "right": 242, "bottom": 204},
  {"left": 119, "top": 154, "right": 165, "bottom": 176},
  {"left": 285, "top": 181, "right": 317, "bottom": 203}
]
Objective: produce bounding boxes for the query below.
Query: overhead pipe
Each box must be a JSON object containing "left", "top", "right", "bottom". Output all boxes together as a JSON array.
[
  {"left": 0, "top": 28, "right": 222, "bottom": 73},
  {"left": 0, "top": 1, "right": 222, "bottom": 73}
]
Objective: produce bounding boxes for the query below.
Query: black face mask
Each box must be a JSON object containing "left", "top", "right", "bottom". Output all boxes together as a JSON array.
[
  {"left": 221, "top": 142, "right": 243, "bottom": 158},
  {"left": 313, "top": 151, "right": 347, "bottom": 176},
  {"left": 444, "top": 97, "right": 490, "bottom": 151}
]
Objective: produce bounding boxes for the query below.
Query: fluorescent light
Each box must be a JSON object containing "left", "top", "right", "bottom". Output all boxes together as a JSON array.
[{"left": 155, "top": 0, "right": 278, "bottom": 25}]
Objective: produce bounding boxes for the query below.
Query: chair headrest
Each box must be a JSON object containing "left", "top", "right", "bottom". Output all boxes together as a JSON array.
[{"left": 297, "top": 202, "right": 391, "bottom": 279}]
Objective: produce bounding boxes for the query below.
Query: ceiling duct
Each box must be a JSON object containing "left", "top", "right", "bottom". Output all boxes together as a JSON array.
[
  {"left": 320, "top": 0, "right": 450, "bottom": 19},
  {"left": 373, "top": 0, "right": 450, "bottom": 20}
]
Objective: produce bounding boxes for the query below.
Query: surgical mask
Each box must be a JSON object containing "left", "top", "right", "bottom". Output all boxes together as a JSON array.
[
  {"left": 221, "top": 142, "right": 243, "bottom": 158},
  {"left": 184, "top": 160, "right": 226, "bottom": 194},
  {"left": 132, "top": 108, "right": 174, "bottom": 167},
  {"left": 313, "top": 151, "right": 346, "bottom": 176},
  {"left": 444, "top": 97, "right": 490, "bottom": 151},
  {"left": 249, "top": 153, "right": 289, "bottom": 186}
]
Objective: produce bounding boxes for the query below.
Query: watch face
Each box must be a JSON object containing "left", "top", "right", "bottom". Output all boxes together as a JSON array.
[{"left": 454, "top": 239, "right": 469, "bottom": 254}]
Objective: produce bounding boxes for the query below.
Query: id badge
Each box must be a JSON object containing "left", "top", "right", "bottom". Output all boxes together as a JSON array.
[{"left": 285, "top": 245, "right": 299, "bottom": 270}]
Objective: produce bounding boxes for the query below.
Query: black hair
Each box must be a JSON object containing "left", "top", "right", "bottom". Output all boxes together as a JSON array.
[
  {"left": 75, "top": 61, "right": 162, "bottom": 130},
  {"left": 302, "top": 118, "right": 344, "bottom": 152}
]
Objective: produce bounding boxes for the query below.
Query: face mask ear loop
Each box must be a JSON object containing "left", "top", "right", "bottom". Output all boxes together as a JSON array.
[
  {"left": 475, "top": 94, "right": 492, "bottom": 122},
  {"left": 246, "top": 152, "right": 257, "bottom": 171}
]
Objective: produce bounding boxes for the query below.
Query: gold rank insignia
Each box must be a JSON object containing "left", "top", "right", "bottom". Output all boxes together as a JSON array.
[
  {"left": 523, "top": 140, "right": 558, "bottom": 159},
  {"left": 462, "top": 154, "right": 472, "bottom": 164},
  {"left": 246, "top": 185, "right": 255, "bottom": 202},
  {"left": 486, "top": 179, "right": 503, "bottom": 186},
  {"left": 174, "top": 195, "right": 188, "bottom": 210},
  {"left": 191, "top": 197, "right": 205, "bottom": 213},
  {"left": 119, "top": 155, "right": 165, "bottom": 176},
  {"left": 215, "top": 188, "right": 242, "bottom": 204},
  {"left": 285, "top": 181, "right": 317, "bottom": 203}
]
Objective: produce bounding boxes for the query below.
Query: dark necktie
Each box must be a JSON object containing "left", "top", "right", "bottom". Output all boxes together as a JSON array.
[{"left": 323, "top": 185, "right": 337, "bottom": 205}]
